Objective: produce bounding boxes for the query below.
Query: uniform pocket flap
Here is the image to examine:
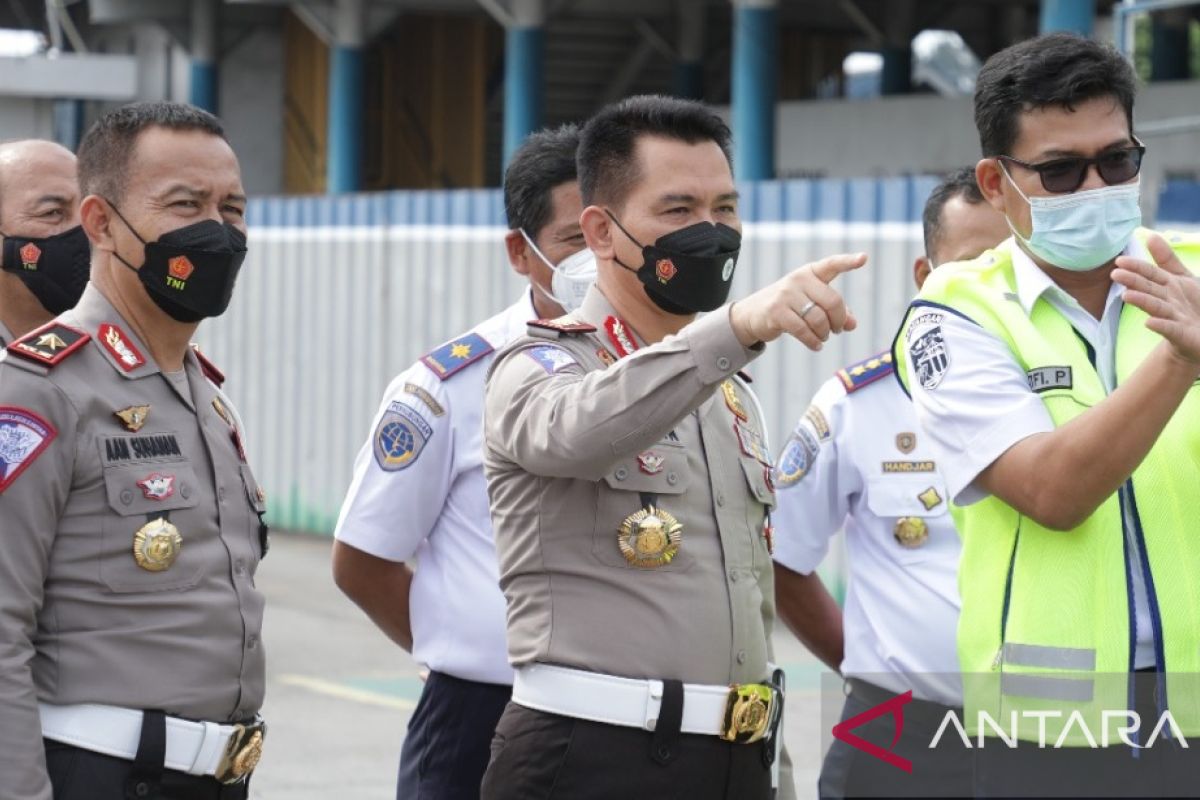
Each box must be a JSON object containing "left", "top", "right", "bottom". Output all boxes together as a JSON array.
[{"left": 103, "top": 463, "right": 200, "bottom": 516}]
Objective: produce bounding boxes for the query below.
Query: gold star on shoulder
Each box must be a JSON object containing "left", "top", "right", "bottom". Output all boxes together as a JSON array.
[
  {"left": 450, "top": 343, "right": 471, "bottom": 359},
  {"left": 37, "top": 333, "right": 67, "bottom": 351}
]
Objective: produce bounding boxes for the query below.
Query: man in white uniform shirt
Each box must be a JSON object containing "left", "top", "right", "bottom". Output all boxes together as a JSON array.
[
  {"left": 772, "top": 168, "right": 1008, "bottom": 798},
  {"left": 332, "top": 124, "right": 594, "bottom": 800}
]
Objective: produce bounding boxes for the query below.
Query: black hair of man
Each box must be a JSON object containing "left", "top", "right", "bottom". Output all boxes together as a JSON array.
[
  {"left": 922, "top": 166, "right": 986, "bottom": 259},
  {"left": 77, "top": 102, "right": 226, "bottom": 204},
  {"left": 974, "top": 33, "right": 1136, "bottom": 158},
  {"left": 503, "top": 123, "right": 581, "bottom": 238},
  {"left": 577, "top": 95, "right": 732, "bottom": 209}
]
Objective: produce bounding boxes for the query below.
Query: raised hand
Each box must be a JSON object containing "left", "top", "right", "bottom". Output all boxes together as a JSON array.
[
  {"left": 1114, "top": 234, "right": 1200, "bottom": 367},
  {"left": 729, "top": 253, "right": 868, "bottom": 350}
]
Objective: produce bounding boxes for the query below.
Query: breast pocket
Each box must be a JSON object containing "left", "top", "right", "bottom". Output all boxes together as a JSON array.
[
  {"left": 865, "top": 475, "right": 951, "bottom": 565},
  {"left": 99, "top": 462, "right": 205, "bottom": 593},
  {"left": 591, "top": 445, "right": 694, "bottom": 571}
]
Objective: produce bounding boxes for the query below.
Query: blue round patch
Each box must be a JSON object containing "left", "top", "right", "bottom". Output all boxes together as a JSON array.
[
  {"left": 774, "top": 428, "right": 820, "bottom": 488},
  {"left": 372, "top": 401, "right": 432, "bottom": 471}
]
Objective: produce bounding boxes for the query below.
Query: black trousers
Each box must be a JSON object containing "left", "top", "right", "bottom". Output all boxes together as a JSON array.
[
  {"left": 44, "top": 740, "right": 249, "bottom": 800},
  {"left": 480, "top": 702, "right": 774, "bottom": 800},
  {"left": 819, "top": 679, "right": 971, "bottom": 799},
  {"left": 397, "top": 670, "right": 512, "bottom": 800}
]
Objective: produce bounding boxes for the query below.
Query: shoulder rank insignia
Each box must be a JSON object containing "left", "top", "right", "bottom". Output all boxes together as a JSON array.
[
  {"left": 527, "top": 316, "right": 597, "bottom": 337},
  {"left": 190, "top": 344, "right": 225, "bottom": 387},
  {"left": 836, "top": 350, "right": 894, "bottom": 394},
  {"left": 421, "top": 332, "right": 494, "bottom": 381},
  {"left": 7, "top": 321, "right": 90, "bottom": 367}
]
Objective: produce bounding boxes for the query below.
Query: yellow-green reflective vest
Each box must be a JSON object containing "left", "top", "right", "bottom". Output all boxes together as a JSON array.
[{"left": 894, "top": 230, "right": 1200, "bottom": 746}]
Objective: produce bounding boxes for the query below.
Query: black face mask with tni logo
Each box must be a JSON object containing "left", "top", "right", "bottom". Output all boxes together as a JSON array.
[
  {"left": 107, "top": 202, "right": 248, "bottom": 323},
  {"left": 606, "top": 210, "right": 741, "bottom": 315},
  {"left": 0, "top": 225, "right": 91, "bottom": 314}
]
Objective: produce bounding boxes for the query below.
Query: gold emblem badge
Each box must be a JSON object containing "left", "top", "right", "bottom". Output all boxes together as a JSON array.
[
  {"left": 216, "top": 724, "right": 266, "bottom": 784},
  {"left": 893, "top": 517, "right": 929, "bottom": 549},
  {"left": 918, "top": 486, "right": 943, "bottom": 511},
  {"left": 114, "top": 405, "right": 151, "bottom": 432},
  {"left": 596, "top": 347, "right": 616, "bottom": 367},
  {"left": 721, "top": 380, "right": 749, "bottom": 421},
  {"left": 133, "top": 518, "right": 183, "bottom": 571},
  {"left": 212, "top": 397, "right": 233, "bottom": 427},
  {"left": 896, "top": 432, "right": 916, "bottom": 453},
  {"left": 721, "top": 684, "right": 775, "bottom": 743},
  {"left": 618, "top": 506, "right": 682, "bottom": 568}
]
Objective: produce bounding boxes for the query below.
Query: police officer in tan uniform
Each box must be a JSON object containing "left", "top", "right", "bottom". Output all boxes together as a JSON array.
[
  {"left": 481, "top": 95, "right": 866, "bottom": 800},
  {"left": 0, "top": 140, "right": 88, "bottom": 345},
  {"left": 0, "top": 103, "right": 266, "bottom": 800}
]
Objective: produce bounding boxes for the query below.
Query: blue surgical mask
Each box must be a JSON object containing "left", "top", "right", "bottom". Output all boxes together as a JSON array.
[
  {"left": 520, "top": 230, "right": 596, "bottom": 313},
  {"left": 1002, "top": 162, "right": 1142, "bottom": 272}
]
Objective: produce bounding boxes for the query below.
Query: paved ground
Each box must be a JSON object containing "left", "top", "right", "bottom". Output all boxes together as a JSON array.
[{"left": 250, "top": 532, "right": 833, "bottom": 799}]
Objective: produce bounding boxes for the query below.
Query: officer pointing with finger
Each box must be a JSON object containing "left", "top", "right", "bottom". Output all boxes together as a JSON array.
[
  {"left": 480, "top": 95, "right": 865, "bottom": 800},
  {"left": 0, "top": 102, "right": 267, "bottom": 800}
]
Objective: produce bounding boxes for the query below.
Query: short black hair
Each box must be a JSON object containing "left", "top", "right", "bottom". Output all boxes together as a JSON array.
[
  {"left": 77, "top": 102, "right": 226, "bottom": 203},
  {"left": 974, "top": 33, "right": 1136, "bottom": 157},
  {"left": 578, "top": 95, "right": 732, "bottom": 208},
  {"left": 503, "top": 123, "right": 581, "bottom": 237},
  {"left": 922, "top": 167, "right": 986, "bottom": 258}
]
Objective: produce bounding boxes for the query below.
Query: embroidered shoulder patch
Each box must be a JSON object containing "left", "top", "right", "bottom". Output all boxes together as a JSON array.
[
  {"left": 421, "top": 332, "right": 494, "bottom": 381},
  {"left": 523, "top": 345, "right": 579, "bottom": 375},
  {"left": 402, "top": 383, "right": 445, "bottom": 417},
  {"left": 191, "top": 344, "right": 225, "bottom": 387},
  {"left": 527, "top": 317, "right": 597, "bottom": 337},
  {"left": 774, "top": 427, "right": 821, "bottom": 488},
  {"left": 836, "top": 350, "right": 894, "bottom": 394},
  {"left": 373, "top": 401, "right": 433, "bottom": 471},
  {"left": 7, "top": 321, "right": 89, "bottom": 367},
  {"left": 0, "top": 407, "right": 57, "bottom": 492}
]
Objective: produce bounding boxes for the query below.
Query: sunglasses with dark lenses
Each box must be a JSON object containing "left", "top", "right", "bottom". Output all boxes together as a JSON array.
[{"left": 999, "top": 143, "right": 1146, "bottom": 194}]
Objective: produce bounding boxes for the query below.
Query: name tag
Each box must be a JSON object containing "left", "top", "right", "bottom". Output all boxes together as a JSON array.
[{"left": 1027, "top": 366, "right": 1073, "bottom": 393}]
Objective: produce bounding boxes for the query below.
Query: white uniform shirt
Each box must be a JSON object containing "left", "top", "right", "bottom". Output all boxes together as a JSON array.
[
  {"left": 903, "top": 237, "right": 1155, "bottom": 668},
  {"left": 772, "top": 354, "right": 962, "bottom": 706},
  {"left": 335, "top": 292, "right": 537, "bottom": 685}
]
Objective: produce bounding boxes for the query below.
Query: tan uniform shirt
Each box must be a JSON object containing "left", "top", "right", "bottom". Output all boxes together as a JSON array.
[
  {"left": 0, "top": 286, "right": 267, "bottom": 800},
  {"left": 484, "top": 286, "right": 778, "bottom": 687}
]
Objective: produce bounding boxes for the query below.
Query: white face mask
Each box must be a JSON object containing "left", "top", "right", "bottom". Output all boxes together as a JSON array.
[
  {"left": 520, "top": 229, "right": 596, "bottom": 313},
  {"left": 1001, "top": 162, "right": 1142, "bottom": 272}
]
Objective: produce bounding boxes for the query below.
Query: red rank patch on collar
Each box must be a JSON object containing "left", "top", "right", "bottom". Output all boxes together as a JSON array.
[{"left": 98, "top": 323, "right": 146, "bottom": 372}]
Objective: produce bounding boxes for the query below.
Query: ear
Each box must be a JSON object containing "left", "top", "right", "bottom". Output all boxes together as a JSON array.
[
  {"left": 913, "top": 256, "right": 932, "bottom": 290},
  {"left": 505, "top": 229, "right": 530, "bottom": 276},
  {"left": 80, "top": 195, "right": 116, "bottom": 253},
  {"left": 580, "top": 205, "right": 613, "bottom": 260},
  {"left": 976, "top": 158, "right": 1007, "bottom": 214}
]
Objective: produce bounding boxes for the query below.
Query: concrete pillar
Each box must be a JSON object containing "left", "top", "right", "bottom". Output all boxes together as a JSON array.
[
  {"left": 674, "top": 0, "right": 704, "bottom": 100},
  {"left": 502, "top": 0, "right": 545, "bottom": 170},
  {"left": 327, "top": 0, "right": 365, "bottom": 193},
  {"left": 732, "top": 0, "right": 778, "bottom": 181},
  {"left": 1039, "top": 0, "right": 1095, "bottom": 36},
  {"left": 1151, "top": 9, "right": 1192, "bottom": 82},
  {"left": 189, "top": 0, "right": 218, "bottom": 112},
  {"left": 881, "top": 0, "right": 914, "bottom": 95}
]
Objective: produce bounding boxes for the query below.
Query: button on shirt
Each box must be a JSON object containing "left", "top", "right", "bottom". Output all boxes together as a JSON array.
[
  {"left": 903, "top": 237, "right": 1155, "bottom": 668},
  {"left": 0, "top": 286, "right": 266, "bottom": 799},
  {"left": 334, "top": 293, "right": 539, "bottom": 686},
  {"left": 772, "top": 370, "right": 961, "bottom": 706},
  {"left": 483, "top": 286, "right": 776, "bottom": 688}
]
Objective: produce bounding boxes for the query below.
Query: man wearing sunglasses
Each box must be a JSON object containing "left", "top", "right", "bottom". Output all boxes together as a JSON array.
[{"left": 896, "top": 33, "right": 1200, "bottom": 797}]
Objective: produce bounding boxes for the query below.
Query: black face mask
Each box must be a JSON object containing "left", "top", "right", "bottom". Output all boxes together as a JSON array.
[
  {"left": 107, "top": 202, "right": 248, "bottom": 323},
  {"left": 606, "top": 210, "right": 741, "bottom": 315},
  {"left": 0, "top": 226, "right": 91, "bottom": 314}
]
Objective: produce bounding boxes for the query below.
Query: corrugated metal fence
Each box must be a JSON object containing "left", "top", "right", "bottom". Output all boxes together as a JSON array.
[{"left": 197, "top": 178, "right": 1200, "bottom": 537}]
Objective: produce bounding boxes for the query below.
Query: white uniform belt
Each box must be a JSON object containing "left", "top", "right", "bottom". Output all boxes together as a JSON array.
[
  {"left": 39, "top": 703, "right": 258, "bottom": 778},
  {"left": 513, "top": 663, "right": 740, "bottom": 736}
]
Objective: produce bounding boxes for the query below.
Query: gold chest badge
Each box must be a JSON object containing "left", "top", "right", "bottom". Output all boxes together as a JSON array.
[
  {"left": 133, "top": 517, "right": 183, "bottom": 571},
  {"left": 618, "top": 506, "right": 682, "bottom": 568},
  {"left": 893, "top": 517, "right": 929, "bottom": 549},
  {"left": 721, "top": 380, "right": 749, "bottom": 421}
]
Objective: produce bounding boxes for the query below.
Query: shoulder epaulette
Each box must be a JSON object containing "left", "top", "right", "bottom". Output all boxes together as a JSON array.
[
  {"left": 190, "top": 344, "right": 225, "bottom": 387},
  {"left": 836, "top": 350, "right": 894, "bottom": 394},
  {"left": 527, "top": 316, "right": 597, "bottom": 338},
  {"left": 7, "top": 321, "right": 90, "bottom": 368},
  {"left": 421, "top": 331, "right": 494, "bottom": 381}
]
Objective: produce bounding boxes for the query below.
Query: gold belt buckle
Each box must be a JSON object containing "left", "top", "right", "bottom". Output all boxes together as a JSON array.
[
  {"left": 720, "top": 683, "right": 775, "bottom": 744},
  {"left": 215, "top": 720, "right": 266, "bottom": 784}
]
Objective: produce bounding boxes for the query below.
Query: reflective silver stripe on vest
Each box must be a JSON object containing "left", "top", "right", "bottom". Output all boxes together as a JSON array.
[
  {"left": 1001, "top": 673, "right": 1094, "bottom": 703},
  {"left": 1003, "top": 643, "right": 1096, "bottom": 671}
]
